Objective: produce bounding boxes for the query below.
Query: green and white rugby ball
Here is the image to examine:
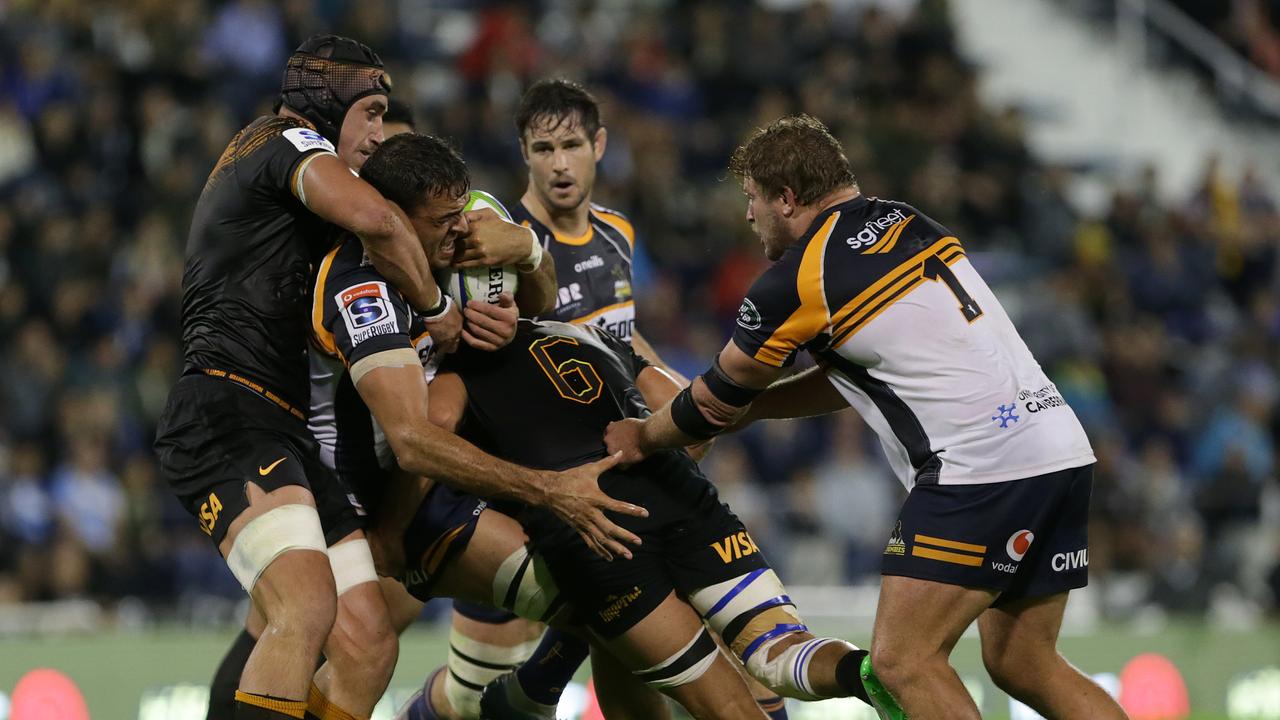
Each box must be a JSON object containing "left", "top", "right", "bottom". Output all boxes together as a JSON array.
[{"left": 448, "top": 190, "right": 520, "bottom": 305}]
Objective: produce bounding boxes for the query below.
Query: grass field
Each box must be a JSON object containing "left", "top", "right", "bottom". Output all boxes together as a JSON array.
[{"left": 2, "top": 620, "right": 1278, "bottom": 719}]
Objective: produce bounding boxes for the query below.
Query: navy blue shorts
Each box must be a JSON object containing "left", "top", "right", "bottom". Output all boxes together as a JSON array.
[
  {"left": 881, "top": 464, "right": 1092, "bottom": 605},
  {"left": 399, "top": 482, "right": 488, "bottom": 602}
]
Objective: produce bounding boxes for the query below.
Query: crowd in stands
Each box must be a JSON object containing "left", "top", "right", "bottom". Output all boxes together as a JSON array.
[{"left": 0, "top": 0, "right": 1276, "bottom": 624}]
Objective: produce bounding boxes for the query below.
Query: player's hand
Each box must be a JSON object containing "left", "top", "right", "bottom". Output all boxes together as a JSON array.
[
  {"left": 424, "top": 297, "right": 463, "bottom": 353},
  {"left": 548, "top": 452, "right": 648, "bottom": 561},
  {"left": 462, "top": 292, "right": 518, "bottom": 351},
  {"left": 604, "top": 418, "right": 649, "bottom": 466},
  {"left": 456, "top": 209, "right": 537, "bottom": 267}
]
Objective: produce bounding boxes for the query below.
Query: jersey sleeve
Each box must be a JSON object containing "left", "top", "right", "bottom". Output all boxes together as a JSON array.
[
  {"left": 731, "top": 238, "right": 830, "bottom": 368},
  {"left": 314, "top": 241, "right": 415, "bottom": 369},
  {"left": 251, "top": 118, "right": 339, "bottom": 200}
]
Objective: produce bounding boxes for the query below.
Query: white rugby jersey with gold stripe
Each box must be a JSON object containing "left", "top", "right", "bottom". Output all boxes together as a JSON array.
[{"left": 732, "top": 196, "right": 1094, "bottom": 490}]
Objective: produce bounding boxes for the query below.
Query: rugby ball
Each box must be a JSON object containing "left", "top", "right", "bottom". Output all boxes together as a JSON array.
[{"left": 447, "top": 190, "right": 520, "bottom": 305}]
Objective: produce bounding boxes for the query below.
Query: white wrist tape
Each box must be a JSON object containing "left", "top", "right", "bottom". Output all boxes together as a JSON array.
[
  {"left": 226, "top": 504, "right": 327, "bottom": 592},
  {"left": 516, "top": 228, "right": 543, "bottom": 272},
  {"left": 328, "top": 537, "right": 379, "bottom": 596}
]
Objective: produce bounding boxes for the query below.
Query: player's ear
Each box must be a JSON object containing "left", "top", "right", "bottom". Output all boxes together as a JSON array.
[
  {"left": 592, "top": 127, "right": 607, "bottom": 162},
  {"left": 780, "top": 186, "right": 798, "bottom": 217},
  {"left": 519, "top": 133, "right": 531, "bottom": 165}
]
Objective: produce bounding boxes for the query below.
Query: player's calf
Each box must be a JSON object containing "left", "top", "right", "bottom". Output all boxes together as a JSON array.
[
  {"left": 219, "top": 487, "right": 336, "bottom": 718},
  {"left": 309, "top": 535, "right": 397, "bottom": 719}
]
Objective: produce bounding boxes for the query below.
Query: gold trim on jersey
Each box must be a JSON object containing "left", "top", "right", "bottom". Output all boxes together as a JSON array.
[
  {"left": 592, "top": 208, "right": 636, "bottom": 249},
  {"left": 752, "top": 212, "right": 841, "bottom": 367},
  {"left": 829, "top": 236, "right": 965, "bottom": 348},
  {"left": 552, "top": 224, "right": 594, "bottom": 246},
  {"left": 862, "top": 214, "right": 915, "bottom": 255},
  {"left": 568, "top": 299, "right": 635, "bottom": 325},
  {"left": 311, "top": 243, "right": 342, "bottom": 358}
]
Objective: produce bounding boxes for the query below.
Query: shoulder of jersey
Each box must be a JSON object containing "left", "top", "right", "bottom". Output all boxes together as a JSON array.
[
  {"left": 830, "top": 197, "right": 947, "bottom": 259},
  {"left": 589, "top": 203, "right": 635, "bottom": 246},
  {"left": 251, "top": 115, "right": 336, "bottom": 155}
]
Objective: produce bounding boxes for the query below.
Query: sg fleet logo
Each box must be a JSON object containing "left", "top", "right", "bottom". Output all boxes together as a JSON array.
[{"left": 846, "top": 208, "right": 907, "bottom": 249}]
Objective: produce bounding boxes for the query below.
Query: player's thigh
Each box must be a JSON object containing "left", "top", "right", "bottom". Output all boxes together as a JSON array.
[
  {"left": 598, "top": 591, "right": 764, "bottom": 720},
  {"left": 872, "top": 575, "right": 995, "bottom": 664},
  {"left": 381, "top": 576, "right": 425, "bottom": 635},
  {"left": 977, "top": 591, "right": 1069, "bottom": 675},
  {"left": 431, "top": 505, "right": 530, "bottom": 604}
]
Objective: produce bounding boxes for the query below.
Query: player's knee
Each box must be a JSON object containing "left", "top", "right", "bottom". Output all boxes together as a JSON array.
[
  {"left": 743, "top": 633, "right": 850, "bottom": 700},
  {"left": 268, "top": 573, "right": 337, "bottom": 654},
  {"left": 869, "top": 637, "right": 917, "bottom": 689}
]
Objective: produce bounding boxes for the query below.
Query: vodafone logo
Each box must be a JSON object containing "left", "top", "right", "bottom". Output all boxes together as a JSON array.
[{"left": 1006, "top": 530, "right": 1034, "bottom": 561}]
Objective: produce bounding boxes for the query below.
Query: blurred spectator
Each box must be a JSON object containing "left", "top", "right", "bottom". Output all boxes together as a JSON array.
[{"left": 0, "top": 0, "right": 1275, "bottom": 623}]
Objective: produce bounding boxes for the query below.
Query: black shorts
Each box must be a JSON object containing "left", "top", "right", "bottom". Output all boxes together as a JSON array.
[
  {"left": 155, "top": 374, "right": 365, "bottom": 547},
  {"left": 881, "top": 464, "right": 1092, "bottom": 605},
  {"left": 531, "top": 451, "right": 771, "bottom": 638},
  {"left": 399, "top": 482, "right": 488, "bottom": 602}
]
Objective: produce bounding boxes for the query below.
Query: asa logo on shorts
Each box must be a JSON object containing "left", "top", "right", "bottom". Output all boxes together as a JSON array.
[
  {"left": 1006, "top": 529, "right": 1034, "bottom": 561},
  {"left": 198, "top": 492, "right": 223, "bottom": 536}
]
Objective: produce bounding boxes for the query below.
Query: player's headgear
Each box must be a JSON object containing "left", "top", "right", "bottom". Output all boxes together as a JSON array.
[{"left": 276, "top": 34, "right": 392, "bottom": 144}]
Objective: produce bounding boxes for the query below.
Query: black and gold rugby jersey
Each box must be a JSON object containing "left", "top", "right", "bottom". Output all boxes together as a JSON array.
[
  {"left": 732, "top": 196, "right": 1094, "bottom": 489},
  {"left": 308, "top": 234, "right": 437, "bottom": 515},
  {"left": 181, "top": 115, "right": 339, "bottom": 409},
  {"left": 509, "top": 201, "right": 636, "bottom": 342}
]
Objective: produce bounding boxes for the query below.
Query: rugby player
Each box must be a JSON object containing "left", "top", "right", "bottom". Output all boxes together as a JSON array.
[
  {"left": 422, "top": 316, "right": 887, "bottom": 720},
  {"left": 156, "top": 34, "right": 640, "bottom": 720},
  {"left": 605, "top": 115, "right": 1129, "bottom": 720},
  {"left": 155, "top": 34, "right": 451, "bottom": 720}
]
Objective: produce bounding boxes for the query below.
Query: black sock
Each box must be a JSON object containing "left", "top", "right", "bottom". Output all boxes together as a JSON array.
[
  {"left": 513, "top": 628, "right": 591, "bottom": 705},
  {"left": 835, "top": 649, "right": 871, "bottom": 705},
  {"left": 208, "top": 630, "right": 258, "bottom": 720}
]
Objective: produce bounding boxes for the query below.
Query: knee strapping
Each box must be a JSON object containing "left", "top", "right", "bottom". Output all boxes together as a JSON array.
[
  {"left": 633, "top": 627, "right": 719, "bottom": 690},
  {"left": 491, "top": 546, "right": 563, "bottom": 622},
  {"left": 328, "top": 538, "right": 378, "bottom": 596},
  {"left": 226, "top": 504, "right": 327, "bottom": 592},
  {"left": 443, "top": 626, "right": 538, "bottom": 719},
  {"left": 690, "top": 569, "right": 807, "bottom": 660}
]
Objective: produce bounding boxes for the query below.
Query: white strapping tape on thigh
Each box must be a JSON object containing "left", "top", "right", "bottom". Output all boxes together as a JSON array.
[
  {"left": 226, "top": 503, "right": 327, "bottom": 592},
  {"left": 635, "top": 628, "right": 719, "bottom": 689},
  {"left": 328, "top": 537, "right": 378, "bottom": 596},
  {"left": 689, "top": 568, "right": 797, "bottom": 633},
  {"left": 492, "top": 546, "right": 560, "bottom": 620}
]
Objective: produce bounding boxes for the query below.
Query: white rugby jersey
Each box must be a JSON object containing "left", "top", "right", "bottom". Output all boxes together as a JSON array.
[{"left": 732, "top": 196, "right": 1094, "bottom": 489}]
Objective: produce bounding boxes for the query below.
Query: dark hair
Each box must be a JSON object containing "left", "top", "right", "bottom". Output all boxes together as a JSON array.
[
  {"left": 359, "top": 133, "right": 470, "bottom": 214},
  {"left": 515, "top": 79, "right": 602, "bottom": 142},
  {"left": 728, "top": 114, "right": 856, "bottom": 205},
  {"left": 383, "top": 98, "right": 416, "bottom": 130}
]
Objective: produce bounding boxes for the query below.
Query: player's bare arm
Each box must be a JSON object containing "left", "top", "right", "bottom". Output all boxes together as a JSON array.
[
  {"left": 515, "top": 246, "right": 557, "bottom": 315},
  {"left": 299, "top": 153, "right": 444, "bottom": 314},
  {"left": 731, "top": 365, "right": 849, "bottom": 429},
  {"left": 633, "top": 365, "right": 715, "bottom": 462},
  {"left": 354, "top": 361, "right": 647, "bottom": 560},
  {"left": 632, "top": 330, "right": 689, "bottom": 386},
  {"left": 456, "top": 207, "right": 544, "bottom": 267},
  {"left": 605, "top": 339, "right": 784, "bottom": 464}
]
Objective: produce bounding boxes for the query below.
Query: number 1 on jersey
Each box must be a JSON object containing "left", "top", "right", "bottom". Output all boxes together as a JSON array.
[{"left": 922, "top": 254, "right": 983, "bottom": 322}]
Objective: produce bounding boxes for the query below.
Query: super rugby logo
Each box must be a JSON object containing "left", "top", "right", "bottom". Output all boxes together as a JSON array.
[
  {"left": 282, "top": 127, "right": 336, "bottom": 154},
  {"left": 336, "top": 281, "right": 398, "bottom": 344},
  {"left": 737, "top": 298, "right": 762, "bottom": 330}
]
